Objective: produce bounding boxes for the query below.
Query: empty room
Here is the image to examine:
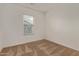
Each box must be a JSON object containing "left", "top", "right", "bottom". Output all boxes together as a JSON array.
[{"left": 0, "top": 3, "right": 79, "bottom": 56}]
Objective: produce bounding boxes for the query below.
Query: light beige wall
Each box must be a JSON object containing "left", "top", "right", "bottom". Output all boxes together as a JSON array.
[
  {"left": 0, "top": 4, "right": 5, "bottom": 50},
  {"left": 46, "top": 7, "right": 79, "bottom": 51},
  {"left": 1, "top": 4, "right": 79, "bottom": 51},
  {"left": 0, "top": 4, "right": 45, "bottom": 48}
]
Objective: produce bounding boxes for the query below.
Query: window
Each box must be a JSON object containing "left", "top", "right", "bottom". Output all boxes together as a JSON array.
[{"left": 23, "top": 15, "right": 33, "bottom": 35}]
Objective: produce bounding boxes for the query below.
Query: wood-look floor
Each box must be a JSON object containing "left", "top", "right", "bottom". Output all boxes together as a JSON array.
[{"left": 0, "top": 39, "right": 79, "bottom": 56}]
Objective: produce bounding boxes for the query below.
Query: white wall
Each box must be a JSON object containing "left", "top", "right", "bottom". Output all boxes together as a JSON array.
[
  {"left": 1, "top": 4, "right": 79, "bottom": 51},
  {"left": 46, "top": 6, "right": 79, "bottom": 51},
  {"left": 0, "top": 4, "right": 45, "bottom": 48},
  {"left": 0, "top": 4, "right": 5, "bottom": 50}
]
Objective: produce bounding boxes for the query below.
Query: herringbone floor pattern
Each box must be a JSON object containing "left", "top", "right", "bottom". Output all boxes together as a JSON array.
[{"left": 0, "top": 39, "right": 79, "bottom": 56}]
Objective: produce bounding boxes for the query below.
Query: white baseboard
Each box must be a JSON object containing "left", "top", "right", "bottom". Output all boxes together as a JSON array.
[
  {"left": 46, "top": 39, "right": 79, "bottom": 51},
  {"left": 2, "top": 39, "right": 43, "bottom": 49}
]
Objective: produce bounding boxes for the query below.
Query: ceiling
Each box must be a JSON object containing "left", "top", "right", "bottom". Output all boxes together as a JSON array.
[
  {"left": 21, "top": 3, "right": 55, "bottom": 12},
  {"left": 20, "top": 3, "right": 79, "bottom": 12}
]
